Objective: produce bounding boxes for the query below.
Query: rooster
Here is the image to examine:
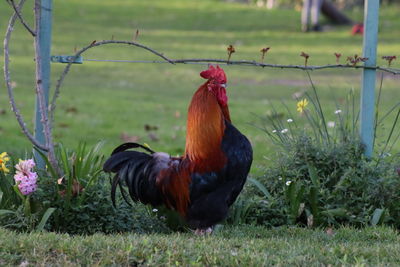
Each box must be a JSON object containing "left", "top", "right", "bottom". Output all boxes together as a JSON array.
[{"left": 103, "top": 65, "right": 253, "bottom": 234}]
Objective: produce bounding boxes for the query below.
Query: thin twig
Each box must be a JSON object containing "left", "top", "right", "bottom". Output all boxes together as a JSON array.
[
  {"left": 3, "top": 0, "right": 47, "bottom": 151},
  {"left": 8, "top": 0, "right": 36, "bottom": 36},
  {"left": 50, "top": 40, "right": 174, "bottom": 123}
]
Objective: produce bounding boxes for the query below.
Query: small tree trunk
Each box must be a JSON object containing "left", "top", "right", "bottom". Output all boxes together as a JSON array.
[{"left": 33, "top": 0, "right": 61, "bottom": 176}]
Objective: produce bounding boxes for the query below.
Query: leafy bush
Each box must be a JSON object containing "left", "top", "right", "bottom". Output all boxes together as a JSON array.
[
  {"left": 0, "top": 144, "right": 169, "bottom": 234},
  {"left": 34, "top": 174, "right": 169, "bottom": 235},
  {"left": 243, "top": 74, "right": 400, "bottom": 228},
  {"left": 251, "top": 137, "right": 400, "bottom": 228},
  {"left": 38, "top": 142, "right": 169, "bottom": 234},
  {"left": 0, "top": 153, "right": 55, "bottom": 232}
]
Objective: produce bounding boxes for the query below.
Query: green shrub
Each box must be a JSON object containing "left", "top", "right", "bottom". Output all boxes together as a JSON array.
[
  {"left": 38, "top": 142, "right": 170, "bottom": 234},
  {"left": 243, "top": 73, "right": 400, "bottom": 228},
  {"left": 251, "top": 136, "right": 399, "bottom": 228},
  {"left": 0, "top": 143, "right": 170, "bottom": 234},
  {"left": 34, "top": 175, "right": 169, "bottom": 235}
]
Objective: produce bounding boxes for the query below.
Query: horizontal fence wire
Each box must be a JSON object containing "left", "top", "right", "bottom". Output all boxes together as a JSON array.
[
  {"left": 85, "top": 59, "right": 208, "bottom": 65},
  {"left": 84, "top": 58, "right": 400, "bottom": 74}
]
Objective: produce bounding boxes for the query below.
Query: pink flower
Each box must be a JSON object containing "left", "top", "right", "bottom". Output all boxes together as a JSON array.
[
  {"left": 15, "top": 159, "right": 35, "bottom": 173},
  {"left": 14, "top": 159, "right": 38, "bottom": 195}
]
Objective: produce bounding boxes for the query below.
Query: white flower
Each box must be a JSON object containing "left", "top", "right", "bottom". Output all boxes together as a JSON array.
[
  {"left": 281, "top": 128, "right": 288, "bottom": 134},
  {"left": 285, "top": 180, "right": 292, "bottom": 186},
  {"left": 334, "top": 109, "right": 342, "bottom": 114},
  {"left": 327, "top": 121, "right": 335, "bottom": 128},
  {"left": 272, "top": 130, "right": 277, "bottom": 133},
  {"left": 287, "top": 119, "right": 293, "bottom": 123},
  {"left": 278, "top": 176, "right": 282, "bottom": 181},
  {"left": 152, "top": 208, "right": 158, "bottom": 213}
]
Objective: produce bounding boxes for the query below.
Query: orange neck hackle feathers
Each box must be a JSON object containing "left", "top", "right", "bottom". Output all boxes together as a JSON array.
[
  {"left": 159, "top": 65, "right": 231, "bottom": 216},
  {"left": 185, "top": 65, "right": 230, "bottom": 172}
]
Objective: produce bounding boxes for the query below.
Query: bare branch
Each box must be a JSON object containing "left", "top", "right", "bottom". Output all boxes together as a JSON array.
[
  {"left": 50, "top": 40, "right": 174, "bottom": 123},
  {"left": 3, "top": 0, "right": 48, "bottom": 151},
  {"left": 168, "top": 59, "right": 400, "bottom": 75},
  {"left": 85, "top": 58, "right": 400, "bottom": 75},
  {"left": 8, "top": 0, "right": 36, "bottom": 36},
  {"left": 33, "top": 0, "right": 60, "bottom": 175},
  {"left": 376, "top": 66, "right": 400, "bottom": 75}
]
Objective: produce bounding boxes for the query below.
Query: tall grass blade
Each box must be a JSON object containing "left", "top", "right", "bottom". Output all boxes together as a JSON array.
[
  {"left": 379, "top": 107, "right": 400, "bottom": 158},
  {"left": 0, "top": 209, "right": 15, "bottom": 217},
  {"left": 33, "top": 147, "right": 58, "bottom": 178},
  {"left": 373, "top": 73, "right": 384, "bottom": 150},
  {"left": 307, "top": 164, "right": 319, "bottom": 187},
  {"left": 36, "top": 208, "right": 57, "bottom": 231},
  {"left": 305, "top": 71, "right": 330, "bottom": 144},
  {"left": 378, "top": 103, "right": 400, "bottom": 125},
  {"left": 59, "top": 144, "right": 70, "bottom": 180},
  {"left": 281, "top": 100, "right": 298, "bottom": 128},
  {"left": 248, "top": 177, "right": 271, "bottom": 199},
  {"left": 0, "top": 173, "right": 18, "bottom": 208},
  {"left": 370, "top": 208, "right": 385, "bottom": 226},
  {"left": 307, "top": 164, "right": 320, "bottom": 225},
  {"left": 304, "top": 91, "right": 325, "bottom": 143},
  {"left": 388, "top": 128, "right": 400, "bottom": 153}
]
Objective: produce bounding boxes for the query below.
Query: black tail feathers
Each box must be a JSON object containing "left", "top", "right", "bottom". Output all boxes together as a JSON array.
[
  {"left": 111, "top": 142, "right": 155, "bottom": 155},
  {"left": 103, "top": 143, "right": 162, "bottom": 207}
]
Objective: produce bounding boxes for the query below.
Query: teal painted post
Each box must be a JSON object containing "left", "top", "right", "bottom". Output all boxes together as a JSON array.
[
  {"left": 360, "top": 0, "right": 380, "bottom": 158},
  {"left": 34, "top": 0, "right": 52, "bottom": 168}
]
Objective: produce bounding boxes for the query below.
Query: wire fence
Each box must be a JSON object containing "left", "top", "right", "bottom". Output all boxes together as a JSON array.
[
  {"left": 83, "top": 57, "right": 400, "bottom": 73},
  {"left": 52, "top": 40, "right": 399, "bottom": 125}
]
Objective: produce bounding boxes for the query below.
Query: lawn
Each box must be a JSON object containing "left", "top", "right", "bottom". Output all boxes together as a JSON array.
[
  {"left": 1, "top": 226, "right": 400, "bottom": 266},
  {"left": 1, "top": 1, "right": 400, "bottom": 265}
]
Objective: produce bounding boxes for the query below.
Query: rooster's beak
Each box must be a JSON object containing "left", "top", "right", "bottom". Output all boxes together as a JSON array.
[{"left": 220, "top": 84, "right": 227, "bottom": 88}]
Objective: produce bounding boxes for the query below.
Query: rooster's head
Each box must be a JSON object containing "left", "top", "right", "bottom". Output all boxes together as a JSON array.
[{"left": 200, "top": 65, "right": 228, "bottom": 107}]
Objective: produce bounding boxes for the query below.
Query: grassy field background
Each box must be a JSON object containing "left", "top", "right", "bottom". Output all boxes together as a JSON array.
[{"left": 1, "top": 0, "right": 399, "bottom": 175}]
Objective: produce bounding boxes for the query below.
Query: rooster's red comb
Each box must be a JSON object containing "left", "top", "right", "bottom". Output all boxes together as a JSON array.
[{"left": 200, "top": 65, "right": 227, "bottom": 83}]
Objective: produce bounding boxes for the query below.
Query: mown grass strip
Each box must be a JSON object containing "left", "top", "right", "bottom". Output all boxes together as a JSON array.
[{"left": 1, "top": 226, "right": 399, "bottom": 266}]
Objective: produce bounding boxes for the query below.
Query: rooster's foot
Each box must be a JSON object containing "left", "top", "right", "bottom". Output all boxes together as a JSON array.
[{"left": 194, "top": 227, "right": 213, "bottom": 236}]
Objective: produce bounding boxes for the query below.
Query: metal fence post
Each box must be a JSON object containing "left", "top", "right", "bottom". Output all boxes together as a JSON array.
[
  {"left": 34, "top": 0, "right": 52, "bottom": 168},
  {"left": 360, "top": 0, "right": 380, "bottom": 158}
]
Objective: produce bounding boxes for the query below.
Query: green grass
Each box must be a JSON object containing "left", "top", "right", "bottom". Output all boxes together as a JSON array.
[
  {"left": 1, "top": 0, "right": 399, "bottom": 175},
  {"left": 1, "top": 226, "right": 400, "bottom": 266}
]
